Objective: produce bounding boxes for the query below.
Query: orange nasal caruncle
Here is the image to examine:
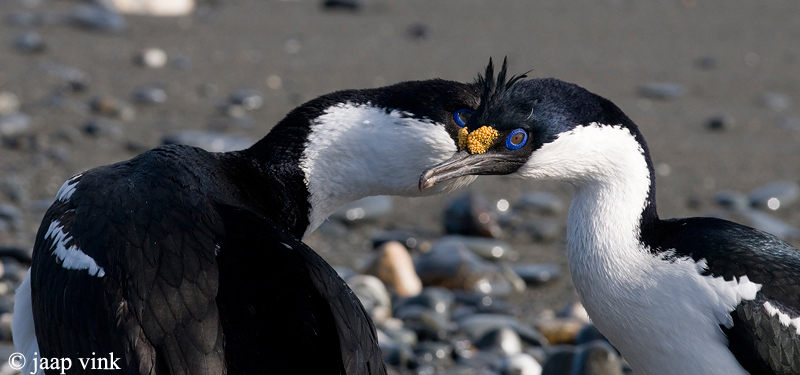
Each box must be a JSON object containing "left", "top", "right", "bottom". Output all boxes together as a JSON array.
[{"left": 458, "top": 126, "right": 499, "bottom": 154}]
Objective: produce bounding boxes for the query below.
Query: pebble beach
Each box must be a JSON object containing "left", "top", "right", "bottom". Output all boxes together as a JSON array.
[{"left": 1, "top": 1, "right": 799, "bottom": 374}]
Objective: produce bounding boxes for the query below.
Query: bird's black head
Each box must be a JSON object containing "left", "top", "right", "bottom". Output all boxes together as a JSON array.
[{"left": 420, "top": 60, "right": 645, "bottom": 190}]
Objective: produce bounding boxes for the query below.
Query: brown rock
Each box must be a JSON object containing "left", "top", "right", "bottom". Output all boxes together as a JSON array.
[{"left": 362, "top": 241, "right": 422, "bottom": 297}]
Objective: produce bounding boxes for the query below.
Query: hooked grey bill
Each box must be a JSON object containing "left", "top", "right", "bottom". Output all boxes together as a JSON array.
[{"left": 418, "top": 150, "right": 526, "bottom": 191}]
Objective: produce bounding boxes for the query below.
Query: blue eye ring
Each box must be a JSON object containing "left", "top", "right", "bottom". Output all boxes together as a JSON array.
[
  {"left": 453, "top": 109, "right": 473, "bottom": 127},
  {"left": 505, "top": 128, "right": 528, "bottom": 150}
]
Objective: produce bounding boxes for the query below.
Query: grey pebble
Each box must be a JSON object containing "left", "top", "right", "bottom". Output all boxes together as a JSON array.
[
  {"left": 133, "top": 86, "right": 167, "bottom": 104},
  {"left": 172, "top": 54, "right": 192, "bottom": 69},
  {"left": 694, "top": 56, "right": 719, "bottom": 70},
  {"left": 162, "top": 130, "right": 255, "bottom": 152},
  {"left": 69, "top": 5, "right": 126, "bottom": 32},
  {"left": 90, "top": 95, "right": 135, "bottom": 121},
  {"left": 331, "top": 196, "right": 393, "bottom": 222},
  {"left": 515, "top": 191, "right": 564, "bottom": 215},
  {"left": 229, "top": 89, "right": 264, "bottom": 111},
  {"left": 706, "top": 113, "right": 735, "bottom": 131},
  {"left": 575, "top": 324, "right": 609, "bottom": 346},
  {"left": 474, "top": 327, "right": 523, "bottom": 355},
  {"left": 457, "top": 314, "right": 548, "bottom": 347},
  {"left": 84, "top": 118, "right": 123, "bottom": 140},
  {"left": 636, "top": 82, "right": 686, "bottom": 100},
  {"left": 748, "top": 181, "right": 799, "bottom": 210},
  {"left": 414, "top": 240, "right": 497, "bottom": 291},
  {"left": 14, "top": 31, "right": 46, "bottom": 53},
  {"left": 713, "top": 190, "right": 750, "bottom": 211},
  {"left": 521, "top": 219, "right": 561, "bottom": 243},
  {"left": 6, "top": 11, "right": 41, "bottom": 27},
  {"left": 511, "top": 264, "right": 561, "bottom": 285},
  {"left": 415, "top": 341, "right": 453, "bottom": 366},
  {"left": 408, "top": 23, "right": 431, "bottom": 40},
  {"left": 322, "top": 0, "right": 362, "bottom": 11},
  {"left": 501, "top": 353, "right": 542, "bottom": 375},
  {"left": 571, "top": 341, "right": 624, "bottom": 375},
  {"left": 394, "top": 304, "right": 450, "bottom": 341},
  {"left": 777, "top": 116, "right": 800, "bottom": 131},
  {"left": 395, "top": 287, "right": 455, "bottom": 319},
  {"left": 0, "top": 92, "right": 20, "bottom": 116},
  {"left": 133, "top": 48, "right": 168, "bottom": 68},
  {"left": 377, "top": 329, "right": 414, "bottom": 367},
  {"left": 437, "top": 235, "right": 518, "bottom": 261},
  {"left": 444, "top": 191, "right": 502, "bottom": 238},
  {"left": 40, "top": 62, "right": 91, "bottom": 92},
  {"left": 371, "top": 230, "right": 420, "bottom": 250},
  {"left": 0, "top": 204, "right": 23, "bottom": 231},
  {"left": 346, "top": 274, "right": 392, "bottom": 324},
  {"left": 542, "top": 346, "right": 576, "bottom": 375},
  {"left": 1, "top": 176, "right": 27, "bottom": 203},
  {"left": 758, "top": 92, "right": 792, "bottom": 110},
  {"left": 0, "top": 113, "right": 32, "bottom": 137}
]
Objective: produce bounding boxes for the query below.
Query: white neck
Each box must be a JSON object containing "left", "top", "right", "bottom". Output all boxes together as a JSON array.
[
  {"left": 299, "top": 103, "right": 474, "bottom": 238},
  {"left": 515, "top": 123, "right": 751, "bottom": 375}
]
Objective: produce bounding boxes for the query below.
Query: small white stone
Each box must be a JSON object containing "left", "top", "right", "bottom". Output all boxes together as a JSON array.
[{"left": 137, "top": 48, "right": 168, "bottom": 68}]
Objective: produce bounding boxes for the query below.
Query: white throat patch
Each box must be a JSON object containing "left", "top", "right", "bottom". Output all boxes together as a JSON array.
[{"left": 299, "top": 103, "right": 474, "bottom": 237}]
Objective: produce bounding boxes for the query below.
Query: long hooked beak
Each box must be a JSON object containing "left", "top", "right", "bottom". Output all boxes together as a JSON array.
[{"left": 419, "top": 150, "right": 524, "bottom": 191}]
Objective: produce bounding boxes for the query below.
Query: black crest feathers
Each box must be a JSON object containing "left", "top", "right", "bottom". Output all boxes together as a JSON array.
[{"left": 474, "top": 57, "right": 528, "bottom": 114}]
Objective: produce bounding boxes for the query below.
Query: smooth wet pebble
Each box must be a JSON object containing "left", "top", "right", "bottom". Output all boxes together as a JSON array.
[
  {"left": 230, "top": 89, "right": 264, "bottom": 111},
  {"left": 0, "top": 205, "right": 23, "bottom": 231},
  {"left": 0, "top": 113, "right": 31, "bottom": 137},
  {"left": 371, "top": 230, "right": 420, "bottom": 250},
  {"left": 759, "top": 92, "right": 792, "bottom": 110},
  {"left": 437, "top": 235, "right": 518, "bottom": 261},
  {"left": 393, "top": 304, "right": 450, "bottom": 341},
  {"left": 706, "top": 113, "right": 735, "bottom": 131},
  {"left": 777, "top": 116, "right": 800, "bottom": 131},
  {"left": 414, "top": 240, "right": 505, "bottom": 293},
  {"left": 575, "top": 324, "right": 610, "bottom": 346},
  {"left": 521, "top": 219, "right": 561, "bottom": 243},
  {"left": 134, "top": 48, "right": 168, "bottom": 68},
  {"left": 347, "top": 274, "right": 392, "bottom": 324},
  {"left": 748, "top": 181, "right": 799, "bottom": 210},
  {"left": 636, "top": 82, "right": 686, "bottom": 100},
  {"left": 14, "top": 31, "right": 45, "bottom": 53},
  {"left": 534, "top": 318, "right": 584, "bottom": 345},
  {"left": 515, "top": 191, "right": 564, "bottom": 215},
  {"left": 571, "top": 341, "right": 624, "bottom": 375},
  {"left": 90, "top": 95, "right": 136, "bottom": 121},
  {"left": 84, "top": 118, "right": 123, "bottom": 139},
  {"left": 133, "top": 86, "right": 167, "bottom": 104},
  {"left": 541, "top": 346, "right": 576, "bottom": 375},
  {"left": 162, "top": 130, "right": 255, "bottom": 152},
  {"left": 395, "top": 287, "right": 455, "bottom": 319},
  {"left": 362, "top": 241, "right": 422, "bottom": 297},
  {"left": 713, "top": 190, "right": 750, "bottom": 211},
  {"left": 40, "top": 62, "right": 91, "bottom": 92},
  {"left": 511, "top": 264, "right": 560, "bottom": 285},
  {"left": 444, "top": 191, "right": 502, "bottom": 238},
  {"left": 474, "top": 327, "right": 523, "bottom": 355},
  {"left": 332, "top": 196, "right": 393, "bottom": 222},
  {"left": 501, "top": 353, "right": 542, "bottom": 375},
  {"left": 69, "top": 5, "right": 127, "bottom": 32},
  {"left": 110, "top": 0, "right": 196, "bottom": 16},
  {"left": 458, "top": 314, "right": 548, "bottom": 347},
  {"left": 6, "top": 11, "right": 41, "bottom": 27},
  {"left": 0, "top": 93, "right": 20, "bottom": 116},
  {"left": 322, "top": 0, "right": 362, "bottom": 11}
]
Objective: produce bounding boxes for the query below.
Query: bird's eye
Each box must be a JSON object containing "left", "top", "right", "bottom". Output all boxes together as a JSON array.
[
  {"left": 453, "top": 109, "right": 472, "bottom": 127},
  {"left": 505, "top": 129, "right": 528, "bottom": 150}
]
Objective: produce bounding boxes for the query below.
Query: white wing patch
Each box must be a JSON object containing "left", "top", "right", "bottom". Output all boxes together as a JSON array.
[
  {"left": 764, "top": 301, "right": 800, "bottom": 334},
  {"left": 46, "top": 220, "right": 106, "bottom": 277},
  {"left": 55, "top": 173, "right": 82, "bottom": 202}
]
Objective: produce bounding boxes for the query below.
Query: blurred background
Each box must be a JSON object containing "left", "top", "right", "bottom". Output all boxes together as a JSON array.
[{"left": 0, "top": 0, "right": 799, "bottom": 374}]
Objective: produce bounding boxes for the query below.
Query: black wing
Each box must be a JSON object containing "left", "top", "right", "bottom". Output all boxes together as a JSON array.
[
  {"left": 215, "top": 205, "right": 386, "bottom": 375},
  {"left": 32, "top": 147, "right": 226, "bottom": 375},
  {"left": 651, "top": 217, "right": 800, "bottom": 375}
]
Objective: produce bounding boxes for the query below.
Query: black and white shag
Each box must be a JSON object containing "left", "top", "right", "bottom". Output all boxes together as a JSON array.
[
  {"left": 13, "top": 78, "right": 481, "bottom": 375},
  {"left": 420, "top": 61, "right": 800, "bottom": 375}
]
